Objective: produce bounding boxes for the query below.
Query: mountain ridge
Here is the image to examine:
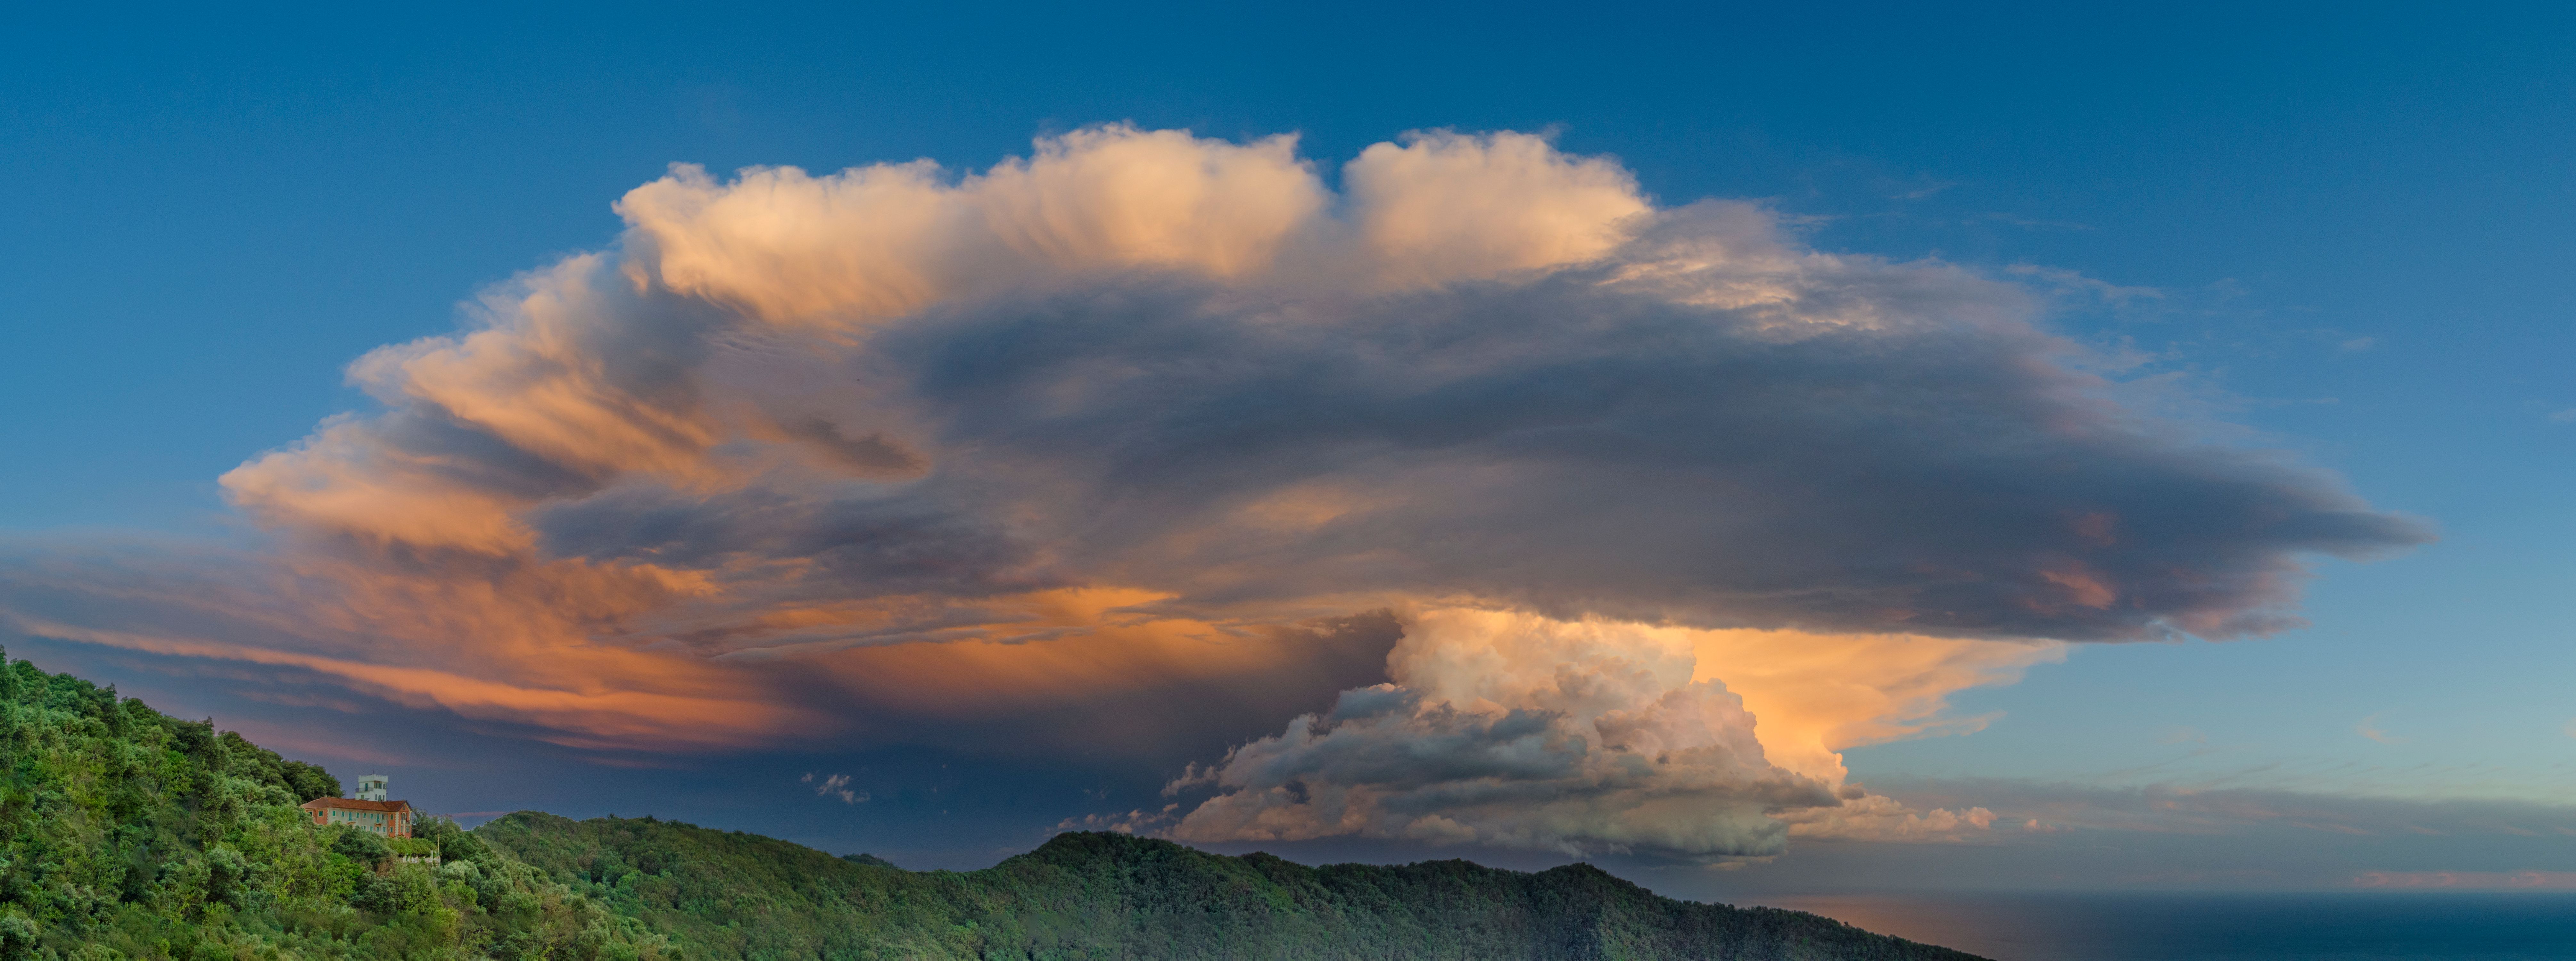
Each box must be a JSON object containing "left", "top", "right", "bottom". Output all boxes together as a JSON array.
[
  {"left": 476, "top": 812, "right": 1984, "bottom": 960},
  {"left": 0, "top": 647, "right": 1982, "bottom": 959}
]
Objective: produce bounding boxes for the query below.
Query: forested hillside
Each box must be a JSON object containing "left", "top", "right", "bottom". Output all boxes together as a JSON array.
[
  {"left": 479, "top": 816, "right": 1983, "bottom": 961},
  {"left": 0, "top": 648, "right": 1981, "bottom": 960},
  {"left": 0, "top": 649, "right": 659, "bottom": 959}
]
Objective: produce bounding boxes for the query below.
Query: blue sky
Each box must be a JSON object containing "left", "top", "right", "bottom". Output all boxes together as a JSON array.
[{"left": 4, "top": 2, "right": 2572, "bottom": 892}]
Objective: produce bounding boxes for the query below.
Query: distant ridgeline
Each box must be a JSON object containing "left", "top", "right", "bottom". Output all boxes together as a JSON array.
[
  {"left": 0, "top": 648, "right": 1982, "bottom": 960},
  {"left": 480, "top": 817, "right": 1982, "bottom": 961}
]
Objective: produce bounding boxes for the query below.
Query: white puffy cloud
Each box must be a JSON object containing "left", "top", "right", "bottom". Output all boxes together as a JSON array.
[
  {"left": 617, "top": 125, "right": 1327, "bottom": 326},
  {"left": 1168, "top": 608, "right": 2043, "bottom": 859},
  {"left": 1171, "top": 609, "right": 1833, "bottom": 858},
  {"left": 1345, "top": 130, "right": 1649, "bottom": 286}
]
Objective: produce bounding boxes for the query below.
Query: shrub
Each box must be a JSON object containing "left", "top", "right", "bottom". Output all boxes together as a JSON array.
[
  {"left": 330, "top": 825, "right": 393, "bottom": 866},
  {"left": 389, "top": 836, "right": 442, "bottom": 858}
]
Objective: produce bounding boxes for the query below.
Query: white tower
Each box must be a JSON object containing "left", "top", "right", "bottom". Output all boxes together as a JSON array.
[{"left": 355, "top": 775, "right": 389, "bottom": 801}]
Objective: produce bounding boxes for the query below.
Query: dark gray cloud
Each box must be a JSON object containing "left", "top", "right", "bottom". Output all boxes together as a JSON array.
[
  {"left": 0, "top": 129, "right": 2433, "bottom": 865},
  {"left": 564, "top": 218, "right": 2427, "bottom": 644}
]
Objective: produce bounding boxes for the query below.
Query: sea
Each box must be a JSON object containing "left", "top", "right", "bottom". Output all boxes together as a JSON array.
[{"left": 1757, "top": 893, "right": 2576, "bottom": 961}]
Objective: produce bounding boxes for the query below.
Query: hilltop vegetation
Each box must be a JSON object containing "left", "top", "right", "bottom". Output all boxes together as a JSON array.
[
  {"left": 0, "top": 649, "right": 659, "bottom": 959},
  {"left": 0, "top": 648, "right": 1979, "bottom": 959},
  {"left": 478, "top": 816, "right": 1980, "bottom": 961}
]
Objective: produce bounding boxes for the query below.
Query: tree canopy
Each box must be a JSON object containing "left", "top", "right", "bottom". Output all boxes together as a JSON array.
[{"left": 0, "top": 648, "right": 1980, "bottom": 960}]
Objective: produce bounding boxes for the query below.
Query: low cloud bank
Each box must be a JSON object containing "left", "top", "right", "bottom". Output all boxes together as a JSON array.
[{"left": 1817, "top": 777, "right": 2576, "bottom": 845}]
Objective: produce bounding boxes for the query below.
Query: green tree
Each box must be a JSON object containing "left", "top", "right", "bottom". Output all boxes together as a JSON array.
[{"left": 0, "top": 646, "right": 664, "bottom": 960}]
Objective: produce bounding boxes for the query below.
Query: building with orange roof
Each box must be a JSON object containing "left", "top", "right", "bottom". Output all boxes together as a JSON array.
[{"left": 299, "top": 774, "right": 415, "bottom": 838}]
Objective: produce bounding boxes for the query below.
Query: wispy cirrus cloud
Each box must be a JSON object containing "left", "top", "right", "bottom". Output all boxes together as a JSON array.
[
  {"left": 2357, "top": 713, "right": 2405, "bottom": 745},
  {"left": 803, "top": 772, "right": 866, "bottom": 804},
  {"left": 2354, "top": 870, "right": 2576, "bottom": 890}
]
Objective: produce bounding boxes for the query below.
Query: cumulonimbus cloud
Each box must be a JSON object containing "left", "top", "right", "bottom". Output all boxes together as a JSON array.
[{"left": 0, "top": 125, "right": 2426, "bottom": 860}]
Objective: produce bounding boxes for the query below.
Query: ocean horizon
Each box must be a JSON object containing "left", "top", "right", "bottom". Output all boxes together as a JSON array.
[{"left": 1758, "top": 892, "right": 2576, "bottom": 961}]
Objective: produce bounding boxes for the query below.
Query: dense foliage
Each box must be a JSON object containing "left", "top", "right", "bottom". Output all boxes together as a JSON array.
[
  {"left": 479, "top": 817, "right": 1983, "bottom": 960},
  {"left": 0, "top": 650, "right": 1978, "bottom": 959},
  {"left": 0, "top": 650, "right": 662, "bottom": 960}
]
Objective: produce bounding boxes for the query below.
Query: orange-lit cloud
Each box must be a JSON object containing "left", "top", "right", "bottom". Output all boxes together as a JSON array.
[
  {"left": 1172, "top": 608, "right": 1831, "bottom": 858},
  {"left": 1685, "top": 628, "right": 2064, "bottom": 786},
  {"left": 1169, "top": 608, "right": 2046, "bottom": 856},
  {"left": 0, "top": 125, "right": 2428, "bottom": 862},
  {"left": 1346, "top": 130, "right": 1649, "bottom": 287}
]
